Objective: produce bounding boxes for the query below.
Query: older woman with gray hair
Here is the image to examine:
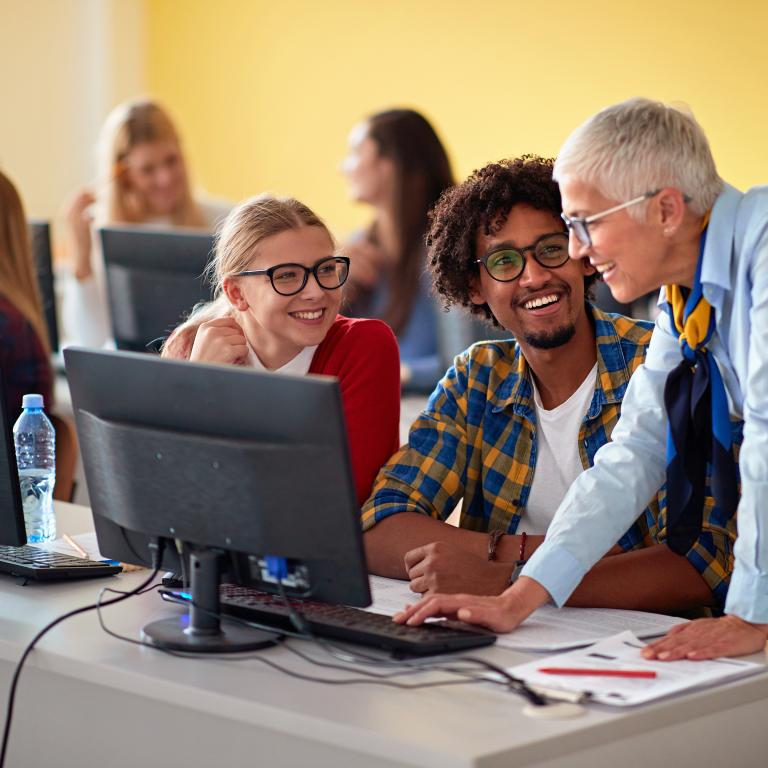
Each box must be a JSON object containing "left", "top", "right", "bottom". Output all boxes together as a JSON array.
[{"left": 395, "top": 97, "right": 768, "bottom": 660}]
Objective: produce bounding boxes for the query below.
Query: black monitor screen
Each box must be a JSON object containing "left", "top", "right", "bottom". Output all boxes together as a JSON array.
[
  {"left": 30, "top": 220, "right": 59, "bottom": 353},
  {"left": 0, "top": 367, "right": 27, "bottom": 547},
  {"left": 99, "top": 226, "right": 215, "bottom": 353},
  {"left": 64, "top": 348, "right": 371, "bottom": 651}
]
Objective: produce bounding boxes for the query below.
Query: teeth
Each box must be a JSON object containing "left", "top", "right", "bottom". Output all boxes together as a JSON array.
[
  {"left": 291, "top": 309, "right": 323, "bottom": 320},
  {"left": 594, "top": 262, "right": 615, "bottom": 274},
  {"left": 524, "top": 294, "right": 559, "bottom": 310}
]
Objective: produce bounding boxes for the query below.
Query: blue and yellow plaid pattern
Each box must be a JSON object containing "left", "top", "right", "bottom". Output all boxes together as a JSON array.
[{"left": 362, "top": 304, "right": 736, "bottom": 607}]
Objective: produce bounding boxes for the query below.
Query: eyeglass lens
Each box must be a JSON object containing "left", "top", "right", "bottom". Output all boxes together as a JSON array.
[
  {"left": 484, "top": 233, "right": 569, "bottom": 281},
  {"left": 271, "top": 257, "right": 349, "bottom": 295},
  {"left": 561, "top": 216, "right": 592, "bottom": 247}
]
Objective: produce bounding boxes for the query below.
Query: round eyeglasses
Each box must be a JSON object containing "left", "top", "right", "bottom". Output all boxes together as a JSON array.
[
  {"left": 475, "top": 232, "right": 569, "bottom": 282},
  {"left": 235, "top": 256, "right": 350, "bottom": 296}
]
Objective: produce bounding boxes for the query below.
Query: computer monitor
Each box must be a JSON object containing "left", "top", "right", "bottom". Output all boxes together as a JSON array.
[
  {"left": 0, "top": 367, "right": 27, "bottom": 547},
  {"left": 64, "top": 347, "right": 371, "bottom": 652},
  {"left": 99, "top": 226, "right": 215, "bottom": 353},
  {"left": 29, "top": 220, "right": 60, "bottom": 353}
]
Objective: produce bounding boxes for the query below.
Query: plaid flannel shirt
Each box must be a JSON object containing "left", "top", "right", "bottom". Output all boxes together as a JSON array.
[{"left": 362, "top": 304, "right": 736, "bottom": 607}]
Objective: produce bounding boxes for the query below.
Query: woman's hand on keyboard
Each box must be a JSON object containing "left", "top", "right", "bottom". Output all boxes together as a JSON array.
[{"left": 392, "top": 576, "right": 550, "bottom": 634}]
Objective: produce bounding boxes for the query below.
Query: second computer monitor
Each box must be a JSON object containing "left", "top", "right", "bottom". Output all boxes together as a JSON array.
[
  {"left": 0, "top": 367, "right": 27, "bottom": 547},
  {"left": 99, "top": 226, "right": 215, "bottom": 353},
  {"left": 30, "top": 220, "right": 59, "bottom": 354}
]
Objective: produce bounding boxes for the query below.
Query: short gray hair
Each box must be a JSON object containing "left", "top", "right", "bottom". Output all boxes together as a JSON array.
[{"left": 553, "top": 98, "right": 723, "bottom": 218}]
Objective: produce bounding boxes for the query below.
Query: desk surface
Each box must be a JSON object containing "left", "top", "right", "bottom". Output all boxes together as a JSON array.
[{"left": 1, "top": 502, "right": 767, "bottom": 768}]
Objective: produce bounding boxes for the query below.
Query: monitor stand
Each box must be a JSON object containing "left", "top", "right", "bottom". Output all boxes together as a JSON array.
[{"left": 141, "top": 550, "right": 280, "bottom": 652}]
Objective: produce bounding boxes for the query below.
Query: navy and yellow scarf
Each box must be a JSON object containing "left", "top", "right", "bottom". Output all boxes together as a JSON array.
[{"left": 663, "top": 217, "right": 738, "bottom": 554}]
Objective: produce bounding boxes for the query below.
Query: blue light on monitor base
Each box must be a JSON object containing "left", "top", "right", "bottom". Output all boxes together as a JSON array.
[{"left": 140, "top": 550, "right": 280, "bottom": 653}]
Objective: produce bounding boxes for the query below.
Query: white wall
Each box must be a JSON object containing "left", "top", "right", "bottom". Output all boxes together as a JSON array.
[{"left": 0, "top": 0, "right": 145, "bottom": 221}]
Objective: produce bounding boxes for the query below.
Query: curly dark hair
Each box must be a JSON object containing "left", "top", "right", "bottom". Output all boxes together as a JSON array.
[{"left": 427, "top": 155, "right": 599, "bottom": 327}]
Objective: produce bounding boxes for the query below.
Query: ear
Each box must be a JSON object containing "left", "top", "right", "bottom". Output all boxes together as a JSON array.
[
  {"left": 222, "top": 276, "right": 249, "bottom": 311},
  {"left": 468, "top": 273, "right": 486, "bottom": 306},
  {"left": 579, "top": 257, "right": 597, "bottom": 278},
  {"left": 654, "top": 188, "right": 688, "bottom": 234}
]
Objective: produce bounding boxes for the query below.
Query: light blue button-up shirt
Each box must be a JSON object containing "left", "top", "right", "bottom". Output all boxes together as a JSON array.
[{"left": 522, "top": 183, "right": 768, "bottom": 622}]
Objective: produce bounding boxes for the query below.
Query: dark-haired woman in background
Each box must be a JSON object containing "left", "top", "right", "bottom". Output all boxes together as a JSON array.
[
  {"left": 0, "top": 170, "right": 53, "bottom": 420},
  {"left": 341, "top": 108, "right": 454, "bottom": 392}
]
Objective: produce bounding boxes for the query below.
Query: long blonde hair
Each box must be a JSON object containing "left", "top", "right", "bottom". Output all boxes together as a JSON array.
[
  {"left": 97, "top": 99, "right": 205, "bottom": 227},
  {"left": 162, "top": 194, "right": 333, "bottom": 358},
  {"left": 0, "top": 170, "right": 50, "bottom": 354}
]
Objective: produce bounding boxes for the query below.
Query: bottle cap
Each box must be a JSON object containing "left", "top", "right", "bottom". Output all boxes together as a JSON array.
[{"left": 22, "top": 394, "right": 44, "bottom": 409}]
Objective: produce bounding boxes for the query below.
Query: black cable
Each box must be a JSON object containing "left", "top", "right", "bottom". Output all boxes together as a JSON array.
[
  {"left": 97, "top": 587, "right": 498, "bottom": 690},
  {"left": 0, "top": 561, "right": 162, "bottom": 768},
  {"left": 96, "top": 589, "right": 484, "bottom": 690},
  {"left": 96, "top": 579, "right": 547, "bottom": 703},
  {"left": 273, "top": 581, "right": 547, "bottom": 705}
]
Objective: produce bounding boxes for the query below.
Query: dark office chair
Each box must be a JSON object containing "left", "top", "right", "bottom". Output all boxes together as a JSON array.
[
  {"left": 436, "top": 305, "right": 510, "bottom": 371},
  {"left": 50, "top": 413, "right": 77, "bottom": 503},
  {"left": 591, "top": 280, "right": 658, "bottom": 321}
]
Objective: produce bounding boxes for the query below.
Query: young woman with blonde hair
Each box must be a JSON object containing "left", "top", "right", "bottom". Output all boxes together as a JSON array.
[
  {"left": 163, "top": 194, "right": 401, "bottom": 506},
  {"left": 63, "top": 99, "right": 230, "bottom": 347},
  {"left": 0, "top": 170, "right": 53, "bottom": 419}
]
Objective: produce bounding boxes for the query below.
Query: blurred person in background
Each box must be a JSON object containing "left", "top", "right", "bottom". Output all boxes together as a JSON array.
[
  {"left": 62, "top": 99, "right": 230, "bottom": 348},
  {"left": 0, "top": 169, "right": 53, "bottom": 419},
  {"left": 341, "top": 108, "right": 454, "bottom": 392}
]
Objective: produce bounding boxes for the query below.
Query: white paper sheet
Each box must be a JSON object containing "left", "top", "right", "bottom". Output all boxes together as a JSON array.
[
  {"left": 367, "top": 575, "right": 687, "bottom": 651},
  {"left": 32, "top": 531, "right": 107, "bottom": 560},
  {"left": 509, "top": 630, "right": 765, "bottom": 706}
]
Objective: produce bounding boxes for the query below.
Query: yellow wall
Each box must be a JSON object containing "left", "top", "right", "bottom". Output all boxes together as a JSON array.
[
  {"left": 146, "top": 0, "right": 768, "bottom": 237},
  {"left": 1, "top": 0, "right": 145, "bottom": 218}
]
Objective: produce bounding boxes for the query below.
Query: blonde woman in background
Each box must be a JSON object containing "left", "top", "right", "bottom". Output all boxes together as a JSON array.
[
  {"left": 62, "top": 99, "right": 230, "bottom": 348},
  {"left": 0, "top": 170, "right": 52, "bottom": 419}
]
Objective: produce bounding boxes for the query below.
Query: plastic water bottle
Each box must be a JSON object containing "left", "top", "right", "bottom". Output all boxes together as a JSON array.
[{"left": 13, "top": 394, "right": 56, "bottom": 543}]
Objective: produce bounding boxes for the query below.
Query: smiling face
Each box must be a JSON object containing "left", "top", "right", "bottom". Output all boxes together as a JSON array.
[
  {"left": 122, "top": 139, "right": 188, "bottom": 216},
  {"left": 223, "top": 226, "right": 342, "bottom": 369},
  {"left": 470, "top": 204, "right": 595, "bottom": 350},
  {"left": 559, "top": 177, "right": 670, "bottom": 304}
]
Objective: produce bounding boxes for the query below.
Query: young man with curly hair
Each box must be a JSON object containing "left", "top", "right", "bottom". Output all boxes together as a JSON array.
[{"left": 362, "top": 155, "right": 734, "bottom": 614}]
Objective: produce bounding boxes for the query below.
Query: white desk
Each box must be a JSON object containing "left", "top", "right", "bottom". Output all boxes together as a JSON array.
[{"left": 2, "top": 502, "right": 767, "bottom": 768}]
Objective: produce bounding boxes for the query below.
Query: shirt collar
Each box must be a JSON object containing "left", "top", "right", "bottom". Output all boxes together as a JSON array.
[
  {"left": 699, "top": 183, "right": 740, "bottom": 293},
  {"left": 658, "top": 183, "right": 741, "bottom": 308},
  {"left": 490, "top": 303, "right": 632, "bottom": 417},
  {"left": 246, "top": 343, "right": 318, "bottom": 375}
]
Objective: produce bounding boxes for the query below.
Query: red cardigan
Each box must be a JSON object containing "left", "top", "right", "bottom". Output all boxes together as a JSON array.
[
  {"left": 308, "top": 316, "right": 401, "bottom": 506},
  {"left": 165, "top": 314, "right": 401, "bottom": 507}
]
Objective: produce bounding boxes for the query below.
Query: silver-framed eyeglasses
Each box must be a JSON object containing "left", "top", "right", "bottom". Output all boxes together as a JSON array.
[
  {"left": 235, "top": 256, "right": 350, "bottom": 296},
  {"left": 475, "top": 232, "right": 570, "bottom": 282},
  {"left": 561, "top": 189, "right": 661, "bottom": 248}
]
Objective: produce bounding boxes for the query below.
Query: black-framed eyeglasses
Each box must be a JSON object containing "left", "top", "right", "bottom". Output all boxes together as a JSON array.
[
  {"left": 561, "top": 189, "right": 662, "bottom": 248},
  {"left": 235, "top": 256, "right": 350, "bottom": 296},
  {"left": 475, "top": 232, "right": 570, "bottom": 282}
]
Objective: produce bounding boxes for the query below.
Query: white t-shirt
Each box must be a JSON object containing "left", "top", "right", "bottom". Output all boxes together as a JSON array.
[
  {"left": 522, "top": 363, "right": 598, "bottom": 535},
  {"left": 246, "top": 344, "right": 317, "bottom": 376},
  {"left": 60, "top": 196, "right": 232, "bottom": 349}
]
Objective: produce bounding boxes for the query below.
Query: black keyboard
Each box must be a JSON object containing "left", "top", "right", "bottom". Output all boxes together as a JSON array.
[
  {"left": 0, "top": 545, "right": 122, "bottom": 581},
  {"left": 219, "top": 584, "right": 496, "bottom": 656}
]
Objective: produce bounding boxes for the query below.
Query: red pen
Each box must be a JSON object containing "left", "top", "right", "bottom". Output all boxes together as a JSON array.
[{"left": 537, "top": 667, "right": 657, "bottom": 679}]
